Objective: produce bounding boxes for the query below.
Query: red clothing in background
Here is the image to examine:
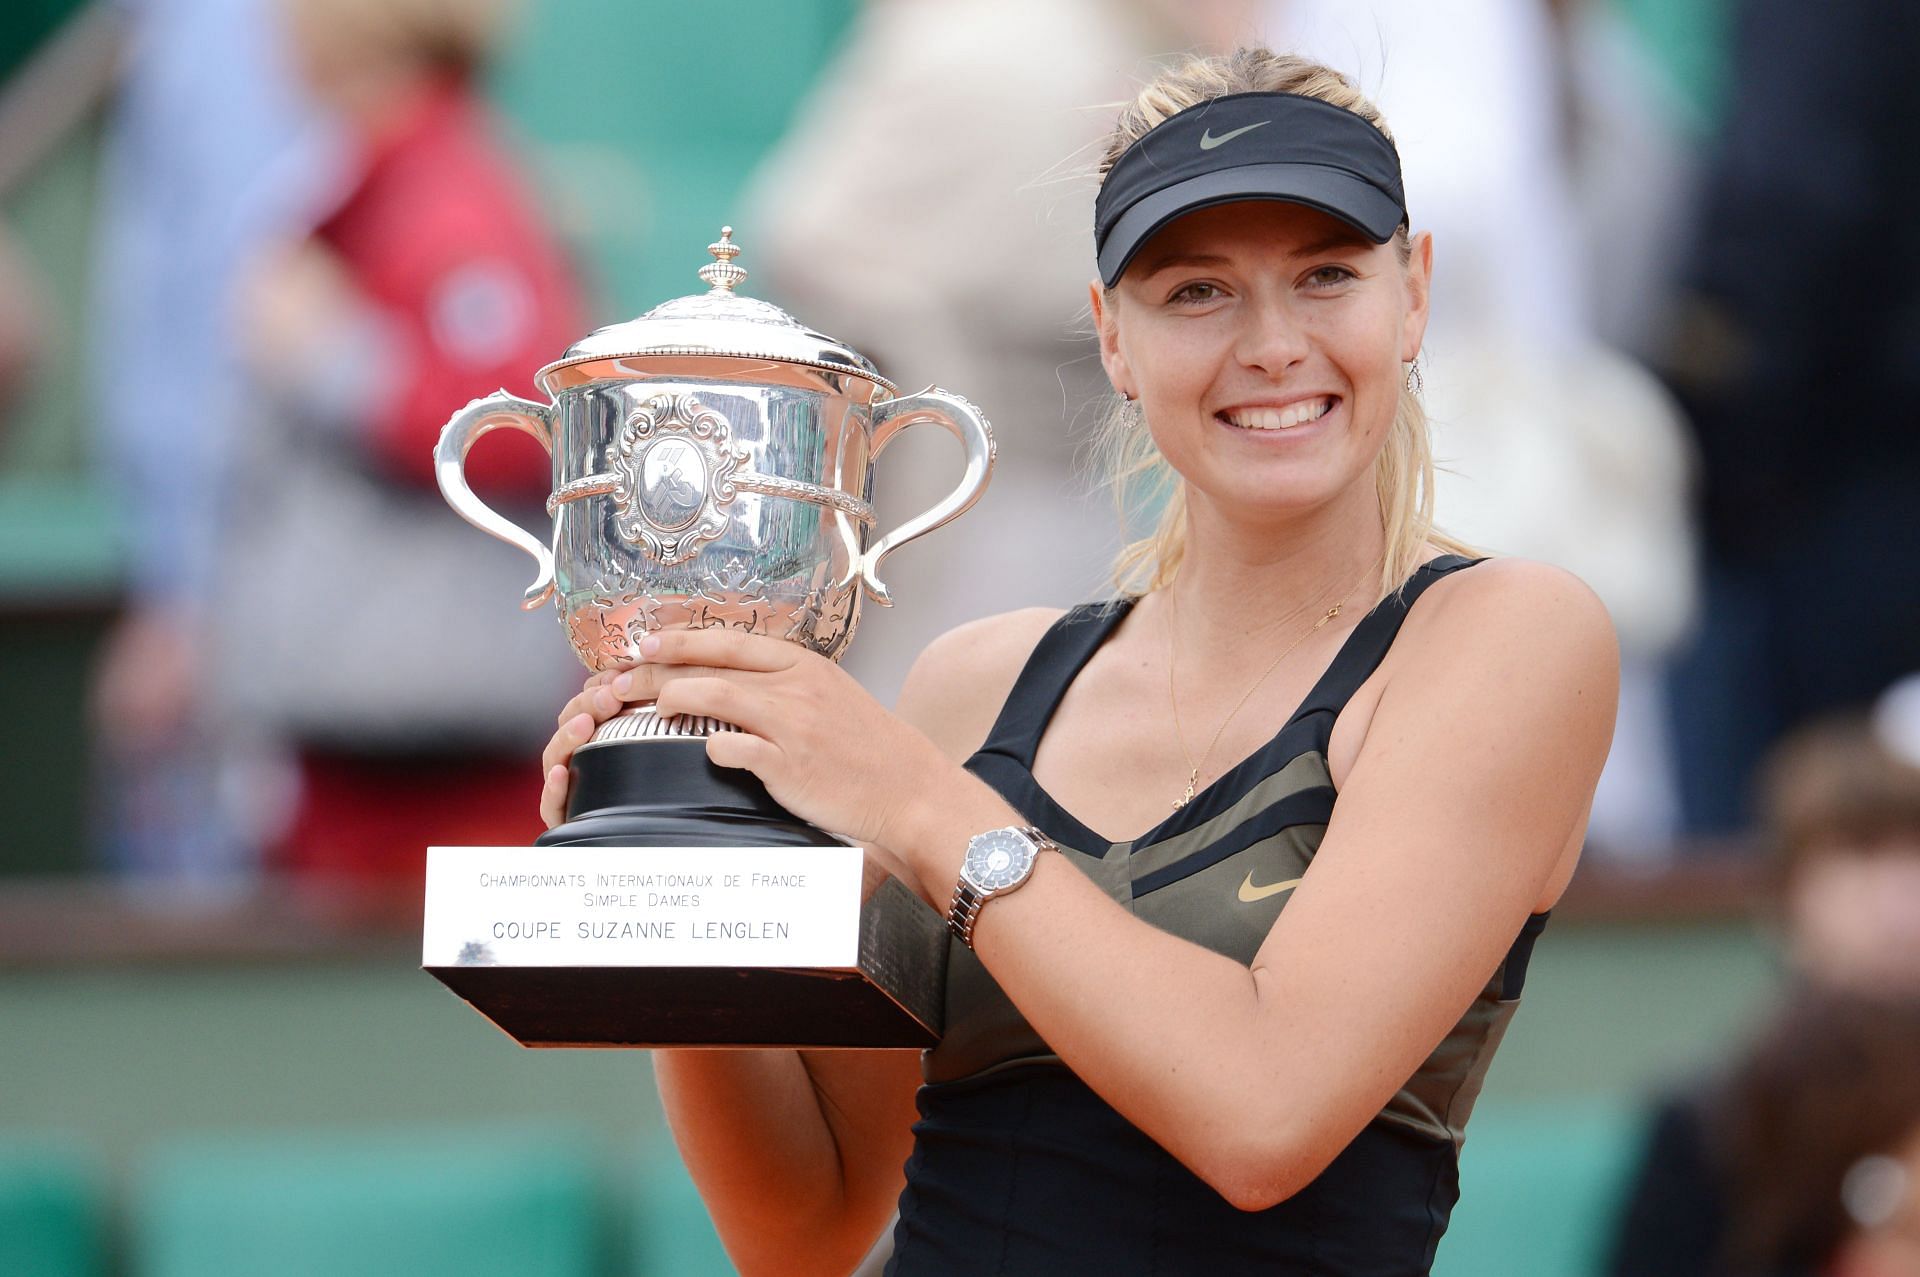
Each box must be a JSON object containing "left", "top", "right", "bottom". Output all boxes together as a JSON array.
[
  {"left": 282, "top": 751, "right": 546, "bottom": 886},
  {"left": 313, "top": 77, "right": 583, "bottom": 497},
  {"left": 285, "top": 78, "right": 584, "bottom": 879}
]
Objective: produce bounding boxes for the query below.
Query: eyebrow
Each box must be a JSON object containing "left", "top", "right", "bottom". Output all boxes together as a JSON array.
[
  {"left": 1132, "top": 229, "right": 1375, "bottom": 279},
  {"left": 1290, "top": 228, "right": 1374, "bottom": 257},
  {"left": 1133, "top": 251, "right": 1232, "bottom": 278}
]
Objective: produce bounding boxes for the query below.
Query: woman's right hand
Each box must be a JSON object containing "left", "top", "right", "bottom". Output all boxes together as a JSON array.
[{"left": 539, "top": 668, "right": 631, "bottom": 828}]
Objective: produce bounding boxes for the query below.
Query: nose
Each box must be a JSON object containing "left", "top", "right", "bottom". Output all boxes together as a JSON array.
[{"left": 1231, "top": 296, "right": 1310, "bottom": 376}]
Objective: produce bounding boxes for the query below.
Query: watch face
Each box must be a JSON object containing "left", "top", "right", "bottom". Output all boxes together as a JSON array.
[{"left": 966, "top": 829, "right": 1035, "bottom": 891}]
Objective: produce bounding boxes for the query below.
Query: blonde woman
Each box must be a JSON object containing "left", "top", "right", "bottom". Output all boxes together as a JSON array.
[{"left": 541, "top": 47, "right": 1617, "bottom": 1275}]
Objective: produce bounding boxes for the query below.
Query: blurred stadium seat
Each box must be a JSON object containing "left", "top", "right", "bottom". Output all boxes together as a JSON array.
[
  {"left": 1433, "top": 1100, "right": 1640, "bottom": 1277},
  {"left": 0, "top": 1137, "right": 105, "bottom": 1277},
  {"left": 132, "top": 1125, "right": 601, "bottom": 1277},
  {"left": 631, "top": 1148, "right": 732, "bottom": 1276}
]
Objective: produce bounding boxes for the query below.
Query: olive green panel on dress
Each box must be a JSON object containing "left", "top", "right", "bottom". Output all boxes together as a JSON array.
[
  {"left": 929, "top": 559, "right": 1547, "bottom": 1147},
  {"left": 1123, "top": 751, "right": 1333, "bottom": 885},
  {"left": 1381, "top": 968, "right": 1527, "bottom": 1149}
]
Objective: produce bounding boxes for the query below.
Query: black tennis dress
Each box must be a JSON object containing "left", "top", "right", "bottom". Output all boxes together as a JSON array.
[{"left": 885, "top": 556, "right": 1549, "bottom": 1276}]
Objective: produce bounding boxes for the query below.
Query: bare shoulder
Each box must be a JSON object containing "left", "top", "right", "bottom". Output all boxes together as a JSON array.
[
  {"left": 895, "top": 606, "right": 1067, "bottom": 762},
  {"left": 1408, "top": 557, "right": 1619, "bottom": 672},
  {"left": 1383, "top": 556, "right": 1621, "bottom": 752}
]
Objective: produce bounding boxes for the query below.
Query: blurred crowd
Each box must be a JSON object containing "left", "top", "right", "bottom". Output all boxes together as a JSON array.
[
  {"left": 0, "top": 0, "right": 1907, "bottom": 884},
  {"left": 1606, "top": 701, "right": 1920, "bottom": 1277},
  {"left": 1, "top": 0, "right": 1918, "bottom": 1272}
]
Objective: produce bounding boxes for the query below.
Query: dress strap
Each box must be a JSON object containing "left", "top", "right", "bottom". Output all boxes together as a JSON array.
[
  {"left": 1291, "top": 554, "right": 1484, "bottom": 729},
  {"left": 972, "top": 601, "right": 1134, "bottom": 767}
]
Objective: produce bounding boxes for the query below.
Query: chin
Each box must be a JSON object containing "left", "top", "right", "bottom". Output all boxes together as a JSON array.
[{"left": 1204, "top": 472, "right": 1360, "bottom": 524}]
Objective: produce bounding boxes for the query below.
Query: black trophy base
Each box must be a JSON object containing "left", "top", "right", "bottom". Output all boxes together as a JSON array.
[
  {"left": 424, "top": 736, "right": 947, "bottom": 1049},
  {"left": 429, "top": 957, "right": 936, "bottom": 1050},
  {"left": 534, "top": 733, "right": 839, "bottom": 850}
]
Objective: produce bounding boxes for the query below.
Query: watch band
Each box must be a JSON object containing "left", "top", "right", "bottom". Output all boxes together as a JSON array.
[
  {"left": 947, "top": 880, "right": 988, "bottom": 947},
  {"left": 947, "top": 824, "right": 1055, "bottom": 949}
]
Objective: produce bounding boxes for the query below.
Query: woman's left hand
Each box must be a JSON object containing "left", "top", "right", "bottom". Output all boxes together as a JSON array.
[{"left": 605, "top": 626, "right": 962, "bottom": 861}]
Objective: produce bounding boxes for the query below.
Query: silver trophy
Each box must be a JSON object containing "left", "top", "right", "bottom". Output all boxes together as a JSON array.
[{"left": 422, "top": 229, "right": 992, "bottom": 1049}]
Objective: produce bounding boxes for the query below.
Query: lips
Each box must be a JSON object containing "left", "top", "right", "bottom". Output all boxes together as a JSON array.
[{"left": 1217, "top": 396, "right": 1338, "bottom": 431}]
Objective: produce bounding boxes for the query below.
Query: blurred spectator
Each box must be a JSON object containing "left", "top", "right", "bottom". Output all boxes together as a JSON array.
[
  {"left": 1263, "top": 0, "right": 1699, "bottom": 859},
  {"left": 737, "top": 0, "right": 1249, "bottom": 706},
  {"left": 86, "top": 0, "right": 330, "bottom": 882},
  {"left": 1607, "top": 704, "right": 1920, "bottom": 1275},
  {"left": 1611, "top": 994, "right": 1920, "bottom": 1277},
  {"left": 1660, "top": 0, "right": 1920, "bottom": 836},
  {"left": 216, "top": 0, "right": 585, "bottom": 882}
]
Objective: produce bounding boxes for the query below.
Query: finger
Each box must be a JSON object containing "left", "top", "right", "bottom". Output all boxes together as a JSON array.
[
  {"left": 556, "top": 685, "right": 610, "bottom": 728},
  {"left": 583, "top": 667, "right": 622, "bottom": 691},
  {"left": 539, "top": 763, "right": 569, "bottom": 829},
  {"left": 637, "top": 626, "right": 799, "bottom": 674},
  {"left": 606, "top": 661, "right": 751, "bottom": 704},
  {"left": 705, "top": 727, "right": 780, "bottom": 775},
  {"left": 653, "top": 677, "right": 773, "bottom": 736},
  {"left": 572, "top": 666, "right": 640, "bottom": 720},
  {"left": 542, "top": 712, "right": 597, "bottom": 777}
]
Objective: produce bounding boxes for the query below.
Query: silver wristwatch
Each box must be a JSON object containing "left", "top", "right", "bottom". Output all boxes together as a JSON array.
[{"left": 947, "top": 825, "right": 1057, "bottom": 949}]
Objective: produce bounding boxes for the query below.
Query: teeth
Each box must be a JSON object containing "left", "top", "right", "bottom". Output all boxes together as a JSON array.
[{"left": 1224, "top": 397, "right": 1334, "bottom": 430}]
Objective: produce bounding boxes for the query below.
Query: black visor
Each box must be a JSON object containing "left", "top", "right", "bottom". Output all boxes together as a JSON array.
[{"left": 1094, "top": 91, "right": 1407, "bottom": 287}]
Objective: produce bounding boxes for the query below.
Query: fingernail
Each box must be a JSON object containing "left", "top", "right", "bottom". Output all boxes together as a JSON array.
[
  {"left": 610, "top": 674, "right": 631, "bottom": 697},
  {"left": 639, "top": 634, "right": 661, "bottom": 657}
]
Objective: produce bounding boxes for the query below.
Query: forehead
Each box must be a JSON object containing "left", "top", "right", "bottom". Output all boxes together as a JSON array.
[{"left": 1124, "top": 201, "right": 1382, "bottom": 280}]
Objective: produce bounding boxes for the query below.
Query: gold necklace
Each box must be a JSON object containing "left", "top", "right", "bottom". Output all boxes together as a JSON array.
[{"left": 1164, "top": 569, "right": 1371, "bottom": 810}]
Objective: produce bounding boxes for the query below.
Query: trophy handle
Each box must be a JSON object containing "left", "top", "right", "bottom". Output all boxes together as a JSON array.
[
  {"left": 861, "top": 387, "right": 995, "bottom": 606},
  {"left": 434, "top": 390, "right": 558, "bottom": 610}
]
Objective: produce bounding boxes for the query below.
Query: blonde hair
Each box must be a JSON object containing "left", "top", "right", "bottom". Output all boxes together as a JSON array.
[{"left": 1092, "top": 47, "right": 1476, "bottom": 601}]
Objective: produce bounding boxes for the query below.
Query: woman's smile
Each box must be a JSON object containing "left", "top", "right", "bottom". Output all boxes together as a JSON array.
[{"left": 1215, "top": 394, "right": 1342, "bottom": 435}]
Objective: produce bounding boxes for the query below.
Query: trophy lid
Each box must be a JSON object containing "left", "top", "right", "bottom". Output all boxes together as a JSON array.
[{"left": 536, "top": 227, "right": 896, "bottom": 393}]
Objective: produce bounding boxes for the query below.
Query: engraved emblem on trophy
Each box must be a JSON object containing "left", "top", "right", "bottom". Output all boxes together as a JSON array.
[{"left": 421, "top": 229, "right": 993, "bottom": 1048}]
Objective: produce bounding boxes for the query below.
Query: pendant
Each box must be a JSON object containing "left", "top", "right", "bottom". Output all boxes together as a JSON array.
[{"left": 1173, "top": 769, "right": 1198, "bottom": 811}]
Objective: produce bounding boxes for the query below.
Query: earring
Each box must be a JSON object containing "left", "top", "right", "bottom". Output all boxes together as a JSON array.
[
  {"left": 1119, "top": 389, "right": 1135, "bottom": 402},
  {"left": 1404, "top": 360, "right": 1423, "bottom": 396}
]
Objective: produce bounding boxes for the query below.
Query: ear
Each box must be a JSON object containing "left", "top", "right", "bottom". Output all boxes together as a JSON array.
[
  {"left": 1090, "top": 279, "right": 1135, "bottom": 399},
  {"left": 1400, "top": 231, "right": 1433, "bottom": 363}
]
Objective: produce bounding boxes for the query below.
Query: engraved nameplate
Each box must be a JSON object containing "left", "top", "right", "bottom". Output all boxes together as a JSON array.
[
  {"left": 424, "top": 845, "right": 863, "bottom": 969},
  {"left": 422, "top": 845, "right": 946, "bottom": 1048}
]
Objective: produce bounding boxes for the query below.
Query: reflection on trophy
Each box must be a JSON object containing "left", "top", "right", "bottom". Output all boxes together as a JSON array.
[{"left": 421, "top": 229, "right": 993, "bottom": 1048}]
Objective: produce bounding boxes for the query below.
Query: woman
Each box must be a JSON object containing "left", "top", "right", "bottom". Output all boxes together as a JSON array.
[
  {"left": 541, "top": 48, "right": 1617, "bottom": 1275},
  {"left": 230, "top": 0, "right": 585, "bottom": 879}
]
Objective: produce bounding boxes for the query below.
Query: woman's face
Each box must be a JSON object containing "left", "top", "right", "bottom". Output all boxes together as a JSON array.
[{"left": 1094, "top": 200, "right": 1431, "bottom": 526}]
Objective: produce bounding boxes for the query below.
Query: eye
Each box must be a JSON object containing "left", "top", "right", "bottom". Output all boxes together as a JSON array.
[
  {"left": 1167, "top": 280, "right": 1225, "bottom": 306},
  {"left": 1303, "top": 265, "right": 1358, "bottom": 290}
]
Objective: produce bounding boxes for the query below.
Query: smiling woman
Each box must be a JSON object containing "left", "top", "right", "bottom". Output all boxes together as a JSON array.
[
  {"left": 537, "top": 44, "right": 1618, "bottom": 1277},
  {"left": 1089, "top": 53, "right": 1478, "bottom": 600}
]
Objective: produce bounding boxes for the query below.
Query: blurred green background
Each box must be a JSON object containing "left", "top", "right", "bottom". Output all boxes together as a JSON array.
[
  {"left": 0, "top": 917, "right": 1781, "bottom": 1275},
  {"left": 0, "top": 0, "right": 1753, "bottom": 1273}
]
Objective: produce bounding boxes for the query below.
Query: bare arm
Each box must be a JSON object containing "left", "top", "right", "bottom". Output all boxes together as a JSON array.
[
  {"left": 651, "top": 1047, "right": 919, "bottom": 1276},
  {"left": 595, "top": 563, "right": 1612, "bottom": 1216},
  {"left": 543, "top": 612, "right": 1058, "bottom": 1273},
  {"left": 885, "top": 562, "right": 1618, "bottom": 1209}
]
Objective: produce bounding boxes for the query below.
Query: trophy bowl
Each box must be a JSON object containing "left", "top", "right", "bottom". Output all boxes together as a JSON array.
[{"left": 421, "top": 229, "right": 993, "bottom": 1048}]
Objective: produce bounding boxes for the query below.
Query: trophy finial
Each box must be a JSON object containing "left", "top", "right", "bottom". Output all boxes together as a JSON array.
[{"left": 698, "top": 226, "right": 748, "bottom": 295}]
